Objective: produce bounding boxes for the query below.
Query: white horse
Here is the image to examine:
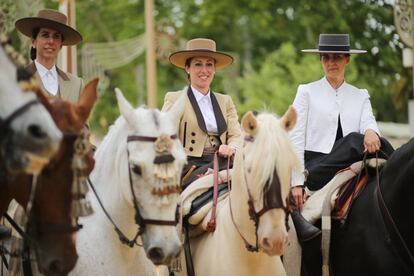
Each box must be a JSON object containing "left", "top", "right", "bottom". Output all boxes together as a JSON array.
[
  {"left": 0, "top": 45, "right": 61, "bottom": 174},
  {"left": 71, "top": 89, "right": 187, "bottom": 275},
  {"left": 180, "top": 108, "right": 301, "bottom": 276}
]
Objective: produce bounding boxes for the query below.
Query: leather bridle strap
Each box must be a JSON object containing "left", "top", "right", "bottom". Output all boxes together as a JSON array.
[
  {"left": 374, "top": 156, "right": 414, "bottom": 273},
  {"left": 87, "top": 177, "right": 141, "bottom": 248},
  {"left": 127, "top": 134, "right": 178, "bottom": 142},
  {"left": 228, "top": 155, "right": 260, "bottom": 252},
  {"left": 206, "top": 151, "right": 220, "bottom": 232},
  {"left": 0, "top": 99, "right": 39, "bottom": 134}
]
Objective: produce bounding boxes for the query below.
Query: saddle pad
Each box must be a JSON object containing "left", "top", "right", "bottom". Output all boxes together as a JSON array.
[
  {"left": 180, "top": 169, "right": 231, "bottom": 228},
  {"left": 333, "top": 172, "right": 368, "bottom": 220},
  {"left": 184, "top": 183, "right": 229, "bottom": 224},
  {"left": 301, "top": 158, "right": 387, "bottom": 224}
]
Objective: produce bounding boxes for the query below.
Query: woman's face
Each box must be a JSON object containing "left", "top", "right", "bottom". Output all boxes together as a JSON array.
[
  {"left": 320, "top": 53, "right": 350, "bottom": 81},
  {"left": 32, "top": 27, "right": 63, "bottom": 62},
  {"left": 185, "top": 57, "right": 216, "bottom": 94}
]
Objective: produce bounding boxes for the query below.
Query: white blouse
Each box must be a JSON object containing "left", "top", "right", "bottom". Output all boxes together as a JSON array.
[
  {"left": 35, "top": 60, "right": 58, "bottom": 96},
  {"left": 191, "top": 85, "right": 218, "bottom": 135},
  {"left": 290, "top": 77, "right": 379, "bottom": 187}
]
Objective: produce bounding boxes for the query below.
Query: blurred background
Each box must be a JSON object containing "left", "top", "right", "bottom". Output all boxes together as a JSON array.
[{"left": 1, "top": 0, "right": 411, "bottom": 147}]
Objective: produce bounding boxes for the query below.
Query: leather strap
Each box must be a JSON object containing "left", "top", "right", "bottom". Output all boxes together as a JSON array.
[
  {"left": 206, "top": 151, "right": 220, "bottom": 232},
  {"left": 184, "top": 225, "right": 195, "bottom": 276}
]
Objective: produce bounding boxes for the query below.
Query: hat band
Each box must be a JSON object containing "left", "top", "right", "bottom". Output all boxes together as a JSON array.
[{"left": 318, "top": 45, "right": 350, "bottom": 52}]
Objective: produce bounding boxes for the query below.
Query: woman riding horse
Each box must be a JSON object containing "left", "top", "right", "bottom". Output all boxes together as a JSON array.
[
  {"left": 162, "top": 38, "right": 242, "bottom": 189},
  {"left": 289, "top": 34, "right": 394, "bottom": 243}
]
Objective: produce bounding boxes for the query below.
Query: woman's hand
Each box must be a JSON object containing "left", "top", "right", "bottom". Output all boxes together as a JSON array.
[
  {"left": 291, "top": 186, "right": 305, "bottom": 211},
  {"left": 364, "top": 129, "right": 381, "bottom": 154},
  {"left": 218, "top": 144, "right": 235, "bottom": 158}
]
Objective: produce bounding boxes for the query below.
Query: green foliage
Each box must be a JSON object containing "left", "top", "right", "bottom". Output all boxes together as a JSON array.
[{"left": 13, "top": 0, "right": 407, "bottom": 133}]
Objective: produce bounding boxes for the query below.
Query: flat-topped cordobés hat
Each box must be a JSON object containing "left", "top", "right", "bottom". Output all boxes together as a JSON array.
[
  {"left": 302, "top": 34, "right": 366, "bottom": 54},
  {"left": 169, "top": 38, "right": 233, "bottom": 69},
  {"left": 15, "top": 9, "right": 82, "bottom": 46}
]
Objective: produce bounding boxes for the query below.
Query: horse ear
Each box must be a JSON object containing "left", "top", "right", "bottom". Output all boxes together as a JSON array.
[
  {"left": 241, "top": 111, "right": 258, "bottom": 136},
  {"left": 166, "top": 93, "right": 186, "bottom": 126},
  {"left": 77, "top": 78, "right": 99, "bottom": 123},
  {"left": 280, "top": 106, "right": 297, "bottom": 131},
  {"left": 115, "top": 87, "right": 137, "bottom": 125}
]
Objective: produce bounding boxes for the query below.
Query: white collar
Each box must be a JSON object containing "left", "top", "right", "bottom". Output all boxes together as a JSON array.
[
  {"left": 35, "top": 60, "right": 58, "bottom": 80},
  {"left": 323, "top": 76, "right": 346, "bottom": 91},
  {"left": 191, "top": 85, "right": 211, "bottom": 102}
]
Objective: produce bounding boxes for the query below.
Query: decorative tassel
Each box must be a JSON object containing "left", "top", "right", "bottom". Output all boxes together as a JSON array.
[
  {"left": 71, "top": 198, "right": 94, "bottom": 217},
  {"left": 170, "top": 256, "right": 182, "bottom": 272}
]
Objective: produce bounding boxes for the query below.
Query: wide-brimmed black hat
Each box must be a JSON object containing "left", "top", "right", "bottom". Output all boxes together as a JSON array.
[
  {"left": 302, "top": 34, "right": 366, "bottom": 54},
  {"left": 15, "top": 9, "right": 82, "bottom": 46}
]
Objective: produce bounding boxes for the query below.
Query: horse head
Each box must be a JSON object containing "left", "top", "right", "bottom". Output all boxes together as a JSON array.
[
  {"left": 115, "top": 88, "right": 186, "bottom": 265},
  {"left": 238, "top": 106, "right": 300, "bottom": 256},
  {"left": 0, "top": 45, "right": 62, "bottom": 175},
  {"left": 25, "top": 78, "right": 98, "bottom": 275}
]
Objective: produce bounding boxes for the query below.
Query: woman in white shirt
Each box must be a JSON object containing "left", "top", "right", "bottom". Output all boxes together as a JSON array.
[
  {"left": 15, "top": 9, "right": 84, "bottom": 103},
  {"left": 289, "top": 34, "right": 394, "bottom": 242},
  {"left": 162, "top": 38, "right": 242, "bottom": 189}
]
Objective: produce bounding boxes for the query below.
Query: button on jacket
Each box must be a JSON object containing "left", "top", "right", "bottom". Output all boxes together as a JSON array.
[
  {"left": 290, "top": 77, "right": 379, "bottom": 186},
  {"left": 162, "top": 87, "right": 242, "bottom": 157}
]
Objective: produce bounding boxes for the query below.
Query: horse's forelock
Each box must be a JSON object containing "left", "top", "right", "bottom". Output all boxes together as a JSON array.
[{"left": 244, "top": 113, "right": 299, "bottom": 198}]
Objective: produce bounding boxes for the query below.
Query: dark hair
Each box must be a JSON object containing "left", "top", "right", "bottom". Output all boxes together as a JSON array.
[
  {"left": 30, "top": 28, "right": 40, "bottom": 60},
  {"left": 30, "top": 27, "right": 65, "bottom": 61},
  {"left": 184, "top": 58, "right": 192, "bottom": 81}
]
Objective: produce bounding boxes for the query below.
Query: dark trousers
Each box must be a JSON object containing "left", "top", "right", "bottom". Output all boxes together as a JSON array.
[
  {"left": 304, "top": 132, "right": 394, "bottom": 191},
  {"left": 181, "top": 154, "right": 232, "bottom": 190}
]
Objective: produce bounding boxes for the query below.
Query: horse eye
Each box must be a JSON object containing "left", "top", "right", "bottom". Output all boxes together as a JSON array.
[{"left": 132, "top": 165, "right": 142, "bottom": 175}]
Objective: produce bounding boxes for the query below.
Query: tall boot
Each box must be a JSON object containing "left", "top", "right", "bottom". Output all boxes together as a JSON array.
[
  {"left": 291, "top": 209, "right": 321, "bottom": 243},
  {"left": 0, "top": 224, "right": 11, "bottom": 240}
]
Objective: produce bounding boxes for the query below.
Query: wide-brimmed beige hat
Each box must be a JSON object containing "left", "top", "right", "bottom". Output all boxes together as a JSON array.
[
  {"left": 15, "top": 9, "right": 82, "bottom": 45},
  {"left": 169, "top": 38, "right": 233, "bottom": 69}
]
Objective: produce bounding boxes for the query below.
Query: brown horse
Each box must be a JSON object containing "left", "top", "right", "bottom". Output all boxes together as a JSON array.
[{"left": 0, "top": 78, "right": 98, "bottom": 275}]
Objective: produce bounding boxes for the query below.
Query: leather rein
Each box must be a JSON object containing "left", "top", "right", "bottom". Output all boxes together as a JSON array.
[
  {"left": 374, "top": 155, "right": 414, "bottom": 273},
  {"left": 228, "top": 135, "right": 290, "bottom": 252},
  {"left": 87, "top": 133, "right": 180, "bottom": 248}
]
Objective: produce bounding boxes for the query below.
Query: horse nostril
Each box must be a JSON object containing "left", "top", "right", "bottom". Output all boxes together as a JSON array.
[
  {"left": 28, "top": 124, "right": 47, "bottom": 139},
  {"left": 48, "top": 259, "right": 63, "bottom": 273},
  {"left": 148, "top": 247, "right": 164, "bottom": 264},
  {"left": 262, "top": 237, "right": 271, "bottom": 248}
]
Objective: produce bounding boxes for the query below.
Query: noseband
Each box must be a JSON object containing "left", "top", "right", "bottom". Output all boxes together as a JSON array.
[{"left": 230, "top": 135, "right": 290, "bottom": 252}]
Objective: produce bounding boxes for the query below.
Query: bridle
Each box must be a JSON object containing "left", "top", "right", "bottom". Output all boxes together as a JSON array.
[
  {"left": 88, "top": 133, "right": 181, "bottom": 248},
  {"left": 0, "top": 131, "right": 90, "bottom": 273},
  {"left": 0, "top": 99, "right": 40, "bottom": 179},
  {"left": 229, "top": 135, "right": 290, "bottom": 252}
]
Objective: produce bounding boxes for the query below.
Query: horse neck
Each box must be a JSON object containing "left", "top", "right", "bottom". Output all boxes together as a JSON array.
[
  {"left": 90, "top": 125, "right": 137, "bottom": 238},
  {"left": 380, "top": 149, "right": 414, "bottom": 247}
]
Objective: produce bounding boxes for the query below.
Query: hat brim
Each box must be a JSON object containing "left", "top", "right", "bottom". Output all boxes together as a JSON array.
[
  {"left": 301, "top": 49, "right": 367, "bottom": 54},
  {"left": 169, "top": 50, "right": 233, "bottom": 69},
  {"left": 15, "top": 18, "right": 82, "bottom": 45}
]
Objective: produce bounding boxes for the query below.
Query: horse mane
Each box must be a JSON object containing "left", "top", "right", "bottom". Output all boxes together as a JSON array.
[
  {"left": 242, "top": 112, "right": 301, "bottom": 198},
  {"left": 93, "top": 106, "right": 157, "bottom": 185},
  {"left": 93, "top": 114, "right": 130, "bottom": 181}
]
